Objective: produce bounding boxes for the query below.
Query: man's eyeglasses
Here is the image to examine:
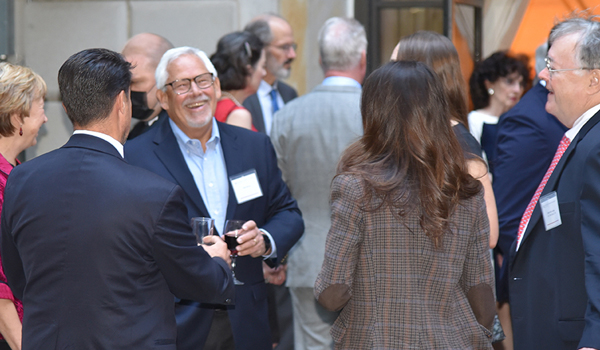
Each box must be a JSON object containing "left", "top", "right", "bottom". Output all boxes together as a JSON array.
[
  {"left": 270, "top": 43, "right": 297, "bottom": 52},
  {"left": 165, "top": 73, "right": 214, "bottom": 95},
  {"left": 545, "top": 57, "right": 591, "bottom": 76}
]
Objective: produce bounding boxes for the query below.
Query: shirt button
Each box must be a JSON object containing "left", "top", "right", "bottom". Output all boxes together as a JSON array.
[{"left": 209, "top": 183, "right": 213, "bottom": 187}]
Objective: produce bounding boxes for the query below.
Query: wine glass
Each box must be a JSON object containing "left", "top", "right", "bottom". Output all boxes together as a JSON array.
[
  {"left": 223, "top": 220, "right": 245, "bottom": 285},
  {"left": 191, "top": 217, "right": 214, "bottom": 245}
]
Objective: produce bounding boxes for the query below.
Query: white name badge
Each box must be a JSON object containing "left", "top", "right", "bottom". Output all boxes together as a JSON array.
[
  {"left": 540, "top": 191, "right": 562, "bottom": 231},
  {"left": 230, "top": 169, "right": 263, "bottom": 204}
]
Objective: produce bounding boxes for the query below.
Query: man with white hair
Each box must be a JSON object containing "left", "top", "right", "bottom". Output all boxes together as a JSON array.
[
  {"left": 270, "top": 17, "right": 367, "bottom": 349},
  {"left": 125, "top": 46, "right": 304, "bottom": 350},
  {"left": 509, "top": 13, "right": 600, "bottom": 350},
  {"left": 243, "top": 14, "right": 298, "bottom": 135}
]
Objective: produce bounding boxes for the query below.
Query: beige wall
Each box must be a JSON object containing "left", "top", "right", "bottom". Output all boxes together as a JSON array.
[{"left": 9, "top": 0, "right": 350, "bottom": 159}]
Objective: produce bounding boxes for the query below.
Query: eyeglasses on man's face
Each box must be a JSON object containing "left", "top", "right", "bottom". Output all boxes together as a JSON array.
[
  {"left": 545, "top": 57, "right": 591, "bottom": 76},
  {"left": 165, "top": 73, "right": 215, "bottom": 95},
  {"left": 270, "top": 43, "right": 297, "bottom": 53}
]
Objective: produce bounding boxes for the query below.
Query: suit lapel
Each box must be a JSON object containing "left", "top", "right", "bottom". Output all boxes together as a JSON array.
[
  {"left": 218, "top": 123, "right": 243, "bottom": 221},
  {"left": 243, "top": 94, "right": 266, "bottom": 134},
  {"left": 152, "top": 118, "right": 209, "bottom": 216},
  {"left": 515, "top": 109, "right": 600, "bottom": 258}
]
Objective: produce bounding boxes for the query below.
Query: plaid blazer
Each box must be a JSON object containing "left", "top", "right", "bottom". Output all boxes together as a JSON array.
[{"left": 315, "top": 174, "right": 495, "bottom": 350}]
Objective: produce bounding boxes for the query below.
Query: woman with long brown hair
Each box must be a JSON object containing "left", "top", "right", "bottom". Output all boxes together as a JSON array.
[
  {"left": 315, "top": 61, "right": 495, "bottom": 349},
  {"left": 392, "top": 31, "right": 499, "bottom": 249}
]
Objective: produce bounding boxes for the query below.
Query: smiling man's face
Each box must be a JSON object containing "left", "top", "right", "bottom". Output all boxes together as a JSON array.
[{"left": 158, "top": 53, "right": 221, "bottom": 137}]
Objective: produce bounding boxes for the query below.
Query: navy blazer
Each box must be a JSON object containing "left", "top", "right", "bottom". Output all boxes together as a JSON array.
[
  {"left": 124, "top": 117, "right": 304, "bottom": 350},
  {"left": 509, "top": 108, "right": 600, "bottom": 350},
  {"left": 493, "top": 83, "right": 567, "bottom": 301},
  {"left": 243, "top": 80, "right": 298, "bottom": 134},
  {"left": 1, "top": 134, "right": 234, "bottom": 349}
]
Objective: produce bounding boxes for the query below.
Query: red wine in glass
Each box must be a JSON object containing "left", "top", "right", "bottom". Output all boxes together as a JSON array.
[
  {"left": 223, "top": 220, "right": 245, "bottom": 285},
  {"left": 224, "top": 233, "right": 238, "bottom": 255}
]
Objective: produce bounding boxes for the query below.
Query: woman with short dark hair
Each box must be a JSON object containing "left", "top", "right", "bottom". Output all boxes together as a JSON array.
[
  {"left": 315, "top": 61, "right": 495, "bottom": 349},
  {"left": 468, "top": 51, "right": 530, "bottom": 170},
  {"left": 210, "top": 31, "right": 266, "bottom": 131}
]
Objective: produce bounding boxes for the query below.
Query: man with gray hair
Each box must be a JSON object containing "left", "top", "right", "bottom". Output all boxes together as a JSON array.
[
  {"left": 270, "top": 17, "right": 367, "bottom": 349},
  {"left": 243, "top": 14, "right": 298, "bottom": 135},
  {"left": 125, "top": 46, "right": 303, "bottom": 350},
  {"left": 492, "top": 41, "right": 567, "bottom": 348},
  {"left": 508, "top": 13, "right": 600, "bottom": 350}
]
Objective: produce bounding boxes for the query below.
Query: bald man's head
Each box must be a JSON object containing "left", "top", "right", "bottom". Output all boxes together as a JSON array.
[{"left": 122, "top": 33, "right": 173, "bottom": 121}]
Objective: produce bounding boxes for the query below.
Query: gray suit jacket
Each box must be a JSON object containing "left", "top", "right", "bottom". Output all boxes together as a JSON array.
[
  {"left": 270, "top": 84, "right": 363, "bottom": 287},
  {"left": 243, "top": 80, "right": 298, "bottom": 134}
]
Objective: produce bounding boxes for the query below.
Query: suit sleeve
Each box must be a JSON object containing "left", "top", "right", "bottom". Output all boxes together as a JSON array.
[
  {"left": 260, "top": 136, "right": 303, "bottom": 265},
  {"left": 314, "top": 174, "right": 363, "bottom": 311},
  {"left": 578, "top": 146, "right": 600, "bottom": 348},
  {"left": 459, "top": 194, "right": 496, "bottom": 331},
  {"left": 152, "top": 185, "right": 234, "bottom": 304}
]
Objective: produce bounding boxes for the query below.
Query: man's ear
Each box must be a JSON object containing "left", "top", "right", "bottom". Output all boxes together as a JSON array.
[
  {"left": 589, "top": 69, "right": 600, "bottom": 89},
  {"left": 156, "top": 89, "right": 169, "bottom": 111}
]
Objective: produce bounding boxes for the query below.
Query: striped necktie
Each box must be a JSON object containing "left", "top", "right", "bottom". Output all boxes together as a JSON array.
[{"left": 515, "top": 135, "right": 570, "bottom": 251}]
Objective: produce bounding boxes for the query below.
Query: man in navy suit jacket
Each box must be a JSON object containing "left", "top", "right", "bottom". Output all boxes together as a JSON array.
[
  {"left": 125, "top": 46, "right": 303, "bottom": 350},
  {"left": 0, "top": 49, "right": 235, "bottom": 349},
  {"left": 509, "top": 16, "right": 600, "bottom": 350}
]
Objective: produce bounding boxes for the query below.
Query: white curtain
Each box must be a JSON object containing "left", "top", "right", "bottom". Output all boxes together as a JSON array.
[{"left": 482, "top": 0, "right": 531, "bottom": 58}]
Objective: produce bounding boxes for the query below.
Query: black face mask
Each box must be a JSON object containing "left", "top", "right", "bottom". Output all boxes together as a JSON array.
[{"left": 130, "top": 91, "right": 155, "bottom": 120}]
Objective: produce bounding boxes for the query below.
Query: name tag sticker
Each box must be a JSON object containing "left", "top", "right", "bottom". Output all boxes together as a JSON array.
[
  {"left": 230, "top": 169, "right": 263, "bottom": 204},
  {"left": 540, "top": 191, "right": 562, "bottom": 231}
]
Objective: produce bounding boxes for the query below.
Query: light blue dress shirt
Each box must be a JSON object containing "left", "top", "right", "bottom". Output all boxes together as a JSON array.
[
  {"left": 170, "top": 118, "right": 229, "bottom": 234},
  {"left": 170, "top": 118, "right": 277, "bottom": 258}
]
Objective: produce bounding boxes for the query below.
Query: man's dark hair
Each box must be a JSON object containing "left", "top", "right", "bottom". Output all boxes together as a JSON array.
[{"left": 58, "top": 48, "right": 132, "bottom": 127}]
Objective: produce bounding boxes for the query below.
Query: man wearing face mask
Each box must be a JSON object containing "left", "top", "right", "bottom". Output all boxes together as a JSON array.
[{"left": 122, "top": 33, "right": 174, "bottom": 140}]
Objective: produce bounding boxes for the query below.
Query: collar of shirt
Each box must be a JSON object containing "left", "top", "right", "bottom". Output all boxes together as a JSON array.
[
  {"left": 169, "top": 117, "right": 221, "bottom": 156},
  {"left": 321, "top": 76, "right": 361, "bottom": 88},
  {"left": 169, "top": 117, "right": 229, "bottom": 234},
  {"left": 565, "top": 103, "right": 600, "bottom": 141},
  {"left": 73, "top": 130, "right": 124, "bottom": 157}
]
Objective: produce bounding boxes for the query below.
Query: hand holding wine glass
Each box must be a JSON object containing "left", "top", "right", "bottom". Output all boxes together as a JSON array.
[{"left": 230, "top": 220, "right": 268, "bottom": 258}]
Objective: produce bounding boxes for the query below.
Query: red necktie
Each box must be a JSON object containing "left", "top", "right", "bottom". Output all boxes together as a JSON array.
[{"left": 515, "top": 135, "right": 570, "bottom": 251}]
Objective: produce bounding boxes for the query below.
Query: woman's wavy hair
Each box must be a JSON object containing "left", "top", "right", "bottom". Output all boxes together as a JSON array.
[
  {"left": 469, "top": 51, "right": 530, "bottom": 110},
  {"left": 394, "top": 31, "right": 469, "bottom": 128},
  {"left": 338, "top": 61, "right": 482, "bottom": 248},
  {"left": 0, "top": 62, "right": 47, "bottom": 137},
  {"left": 210, "top": 31, "right": 264, "bottom": 91}
]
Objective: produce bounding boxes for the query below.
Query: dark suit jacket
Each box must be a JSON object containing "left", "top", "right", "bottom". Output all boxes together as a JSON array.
[
  {"left": 242, "top": 80, "right": 298, "bottom": 134},
  {"left": 0, "top": 134, "right": 234, "bottom": 350},
  {"left": 124, "top": 117, "right": 304, "bottom": 350},
  {"left": 493, "top": 83, "right": 567, "bottom": 301},
  {"left": 509, "top": 108, "right": 600, "bottom": 350}
]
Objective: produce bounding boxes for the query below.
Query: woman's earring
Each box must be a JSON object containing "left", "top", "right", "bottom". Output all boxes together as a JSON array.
[
  {"left": 19, "top": 126, "right": 23, "bottom": 136},
  {"left": 488, "top": 88, "right": 495, "bottom": 96}
]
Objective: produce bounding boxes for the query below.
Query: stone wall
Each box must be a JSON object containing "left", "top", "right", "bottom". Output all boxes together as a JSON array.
[{"left": 9, "top": 0, "right": 350, "bottom": 159}]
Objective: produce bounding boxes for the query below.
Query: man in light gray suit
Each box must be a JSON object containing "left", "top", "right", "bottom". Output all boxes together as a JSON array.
[{"left": 270, "top": 17, "right": 367, "bottom": 349}]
